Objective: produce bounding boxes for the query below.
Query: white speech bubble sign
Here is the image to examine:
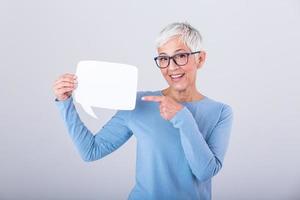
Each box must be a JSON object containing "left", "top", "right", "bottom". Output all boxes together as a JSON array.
[{"left": 73, "top": 60, "right": 138, "bottom": 118}]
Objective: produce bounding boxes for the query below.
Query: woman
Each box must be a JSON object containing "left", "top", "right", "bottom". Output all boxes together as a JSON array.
[{"left": 53, "top": 22, "right": 233, "bottom": 200}]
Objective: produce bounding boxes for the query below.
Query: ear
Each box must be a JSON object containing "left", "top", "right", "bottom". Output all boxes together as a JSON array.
[{"left": 196, "top": 51, "right": 206, "bottom": 69}]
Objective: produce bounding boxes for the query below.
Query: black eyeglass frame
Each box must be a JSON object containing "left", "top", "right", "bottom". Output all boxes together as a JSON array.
[{"left": 154, "top": 51, "right": 201, "bottom": 69}]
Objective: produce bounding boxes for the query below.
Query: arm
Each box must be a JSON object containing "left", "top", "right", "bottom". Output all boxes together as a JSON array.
[
  {"left": 170, "top": 104, "right": 233, "bottom": 182},
  {"left": 55, "top": 96, "right": 133, "bottom": 162}
]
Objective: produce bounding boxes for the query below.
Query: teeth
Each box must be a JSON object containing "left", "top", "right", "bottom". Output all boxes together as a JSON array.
[{"left": 171, "top": 74, "right": 184, "bottom": 78}]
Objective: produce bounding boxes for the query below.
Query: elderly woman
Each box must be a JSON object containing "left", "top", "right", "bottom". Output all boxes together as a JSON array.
[{"left": 53, "top": 22, "right": 233, "bottom": 200}]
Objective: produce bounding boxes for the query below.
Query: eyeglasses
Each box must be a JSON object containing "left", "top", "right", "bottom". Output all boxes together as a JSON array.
[{"left": 154, "top": 51, "right": 201, "bottom": 69}]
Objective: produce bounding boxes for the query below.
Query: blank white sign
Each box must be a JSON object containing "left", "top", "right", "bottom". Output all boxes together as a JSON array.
[{"left": 73, "top": 60, "right": 138, "bottom": 118}]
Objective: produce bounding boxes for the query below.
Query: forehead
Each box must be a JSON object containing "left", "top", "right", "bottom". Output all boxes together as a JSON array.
[{"left": 157, "top": 36, "right": 190, "bottom": 54}]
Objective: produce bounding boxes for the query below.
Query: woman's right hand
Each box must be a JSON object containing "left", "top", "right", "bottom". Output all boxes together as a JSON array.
[{"left": 53, "top": 73, "right": 78, "bottom": 101}]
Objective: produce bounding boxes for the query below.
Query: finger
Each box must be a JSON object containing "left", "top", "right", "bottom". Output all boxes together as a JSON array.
[
  {"left": 142, "top": 96, "right": 163, "bottom": 102},
  {"left": 159, "top": 112, "right": 168, "bottom": 120},
  {"left": 61, "top": 73, "right": 77, "bottom": 79},
  {"left": 55, "top": 73, "right": 77, "bottom": 83},
  {"left": 55, "top": 77, "right": 77, "bottom": 86},
  {"left": 161, "top": 106, "right": 167, "bottom": 114},
  {"left": 55, "top": 86, "right": 74, "bottom": 94},
  {"left": 60, "top": 76, "right": 77, "bottom": 83},
  {"left": 159, "top": 104, "right": 165, "bottom": 112},
  {"left": 55, "top": 81, "right": 77, "bottom": 90},
  {"left": 56, "top": 87, "right": 74, "bottom": 95}
]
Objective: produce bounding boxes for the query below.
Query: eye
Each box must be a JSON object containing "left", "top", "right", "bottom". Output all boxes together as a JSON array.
[
  {"left": 178, "top": 53, "right": 187, "bottom": 59},
  {"left": 158, "top": 56, "right": 169, "bottom": 62}
]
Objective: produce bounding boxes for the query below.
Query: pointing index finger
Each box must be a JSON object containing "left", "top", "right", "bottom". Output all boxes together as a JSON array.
[{"left": 142, "top": 96, "right": 163, "bottom": 102}]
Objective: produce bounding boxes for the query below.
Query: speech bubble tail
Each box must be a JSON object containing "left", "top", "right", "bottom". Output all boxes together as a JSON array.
[{"left": 81, "top": 104, "right": 98, "bottom": 119}]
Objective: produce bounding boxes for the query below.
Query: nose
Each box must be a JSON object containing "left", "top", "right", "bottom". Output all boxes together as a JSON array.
[{"left": 168, "top": 58, "right": 179, "bottom": 70}]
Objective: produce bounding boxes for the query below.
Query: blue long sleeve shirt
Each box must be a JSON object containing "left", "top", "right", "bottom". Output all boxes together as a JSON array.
[{"left": 55, "top": 90, "right": 233, "bottom": 200}]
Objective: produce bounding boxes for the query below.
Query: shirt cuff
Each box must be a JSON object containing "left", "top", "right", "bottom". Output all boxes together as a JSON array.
[
  {"left": 54, "top": 96, "right": 73, "bottom": 109},
  {"left": 170, "top": 106, "right": 193, "bottom": 127}
]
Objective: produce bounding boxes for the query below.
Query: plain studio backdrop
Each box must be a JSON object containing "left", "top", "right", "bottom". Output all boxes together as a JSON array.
[{"left": 0, "top": 0, "right": 299, "bottom": 199}]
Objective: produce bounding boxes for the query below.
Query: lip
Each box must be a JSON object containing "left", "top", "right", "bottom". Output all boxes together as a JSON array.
[{"left": 169, "top": 73, "right": 185, "bottom": 82}]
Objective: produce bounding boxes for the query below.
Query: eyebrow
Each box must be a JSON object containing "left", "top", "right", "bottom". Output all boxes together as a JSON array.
[{"left": 159, "top": 48, "right": 187, "bottom": 56}]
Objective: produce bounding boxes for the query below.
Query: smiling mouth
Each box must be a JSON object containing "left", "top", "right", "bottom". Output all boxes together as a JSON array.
[{"left": 169, "top": 73, "right": 185, "bottom": 81}]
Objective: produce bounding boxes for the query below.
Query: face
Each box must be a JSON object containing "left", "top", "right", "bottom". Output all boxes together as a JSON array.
[{"left": 157, "top": 36, "right": 206, "bottom": 92}]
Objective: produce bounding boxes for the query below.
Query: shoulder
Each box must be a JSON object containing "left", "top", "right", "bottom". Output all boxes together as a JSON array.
[
  {"left": 190, "top": 96, "right": 233, "bottom": 124},
  {"left": 203, "top": 97, "right": 233, "bottom": 122},
  {"left": 192, "top": 97, "right": 233, "bottom": 138},
  {"left": 201, "top": 96, "right": 232, "bottom": 112}
]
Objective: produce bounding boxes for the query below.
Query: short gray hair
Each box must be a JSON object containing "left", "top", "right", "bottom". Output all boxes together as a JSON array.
[{"left": 155, "top": 22, "right": 203, "bottom": 52}]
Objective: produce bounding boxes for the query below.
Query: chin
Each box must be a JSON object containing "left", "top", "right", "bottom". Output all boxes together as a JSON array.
[
  {"left": 165, "top": 74, "right": 190, "bottom": 92},
  {"left": 169, "top": 82, "right": 189, "bottom": 92}
]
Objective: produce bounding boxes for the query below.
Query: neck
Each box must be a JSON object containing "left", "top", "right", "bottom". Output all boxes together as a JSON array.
[{"left": 162, "top": 86, "right": 204, "bottom": 102}]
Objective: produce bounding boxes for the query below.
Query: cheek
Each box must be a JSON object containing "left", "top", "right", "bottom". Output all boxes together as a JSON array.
[
  {"left": 160, "top": 69, "right": 169, "bottom": 79},
  {"left": 184, "top": 68, "right": 197, "bottom": 82}
]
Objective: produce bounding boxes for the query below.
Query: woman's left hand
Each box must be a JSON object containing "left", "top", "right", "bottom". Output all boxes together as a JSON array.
[{"left": 142, "top": 95, "right": 183, "bottom": 120}]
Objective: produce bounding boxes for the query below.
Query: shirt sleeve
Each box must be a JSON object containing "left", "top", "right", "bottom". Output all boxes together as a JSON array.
[
  {"left": 55, "top": 96, "right": 133, "bottom": 162},
  {"left": 170, "top": 104, "right": 233, "bottom": 182}
]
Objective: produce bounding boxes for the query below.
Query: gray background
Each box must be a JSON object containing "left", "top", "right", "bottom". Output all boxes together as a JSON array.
[{"left": 0, "top": 0, "right": 299, "bottom": 199}]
